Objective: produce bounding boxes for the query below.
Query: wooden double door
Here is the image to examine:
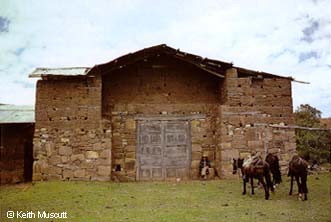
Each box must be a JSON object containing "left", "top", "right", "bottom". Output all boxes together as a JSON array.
[{"left": 137, "top": 120, "right": 191, "bottom": 180}]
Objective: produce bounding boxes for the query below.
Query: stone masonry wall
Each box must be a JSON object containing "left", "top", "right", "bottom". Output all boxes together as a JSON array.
[
  {"left": 33, "top": 75, "right": 112, "bottom": 181},
  {"left": 102, "top": 56, "right": 220, "bottom": 181},
  {"left": 32, "top": 56, "right": 296, "bottom": 181},
  {"left": 219, "top": 68, "right": 296, "bottom": 177}
]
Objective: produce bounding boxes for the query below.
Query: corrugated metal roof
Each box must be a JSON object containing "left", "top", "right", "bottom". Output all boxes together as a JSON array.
[
  {"left": 29, "top": 67, "right": 91, "bottom": 78},
  {"left": 0, "top": 105, "right": 35, "bottom": 124}
]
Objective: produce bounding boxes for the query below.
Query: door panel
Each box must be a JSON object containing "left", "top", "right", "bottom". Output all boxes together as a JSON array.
[{"left": 137, "top": 120, "right": 190, "bottom": 180}]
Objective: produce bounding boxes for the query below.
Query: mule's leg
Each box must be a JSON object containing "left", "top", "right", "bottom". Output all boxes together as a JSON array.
[
  {"left": 289, "top": 175, "right": 293, "bottom": 195},
  {"left": 302, "top": 173, "right": 308, "bottom": 201},
  {"left": 251, "top": 177, "right": 255, "bottom": 195},
  {"left": 242, "top": 175, "right": 247, "bottom": 195},
  {"left": 295, "top": 175, "right": 301, "bottom": 194},
  {"left": 295, "top": 175, "right": 303, "bottom": 200},
  {"left": 265, "top": 169, "right": 274, "bottom": 193},
  {"left": 260, "top": 178, "right": 269, "bottom": 200}
]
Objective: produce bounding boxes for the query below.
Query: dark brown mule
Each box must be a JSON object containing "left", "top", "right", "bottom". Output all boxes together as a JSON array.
[
  {"left": 265, "top": 153, "right": 282, "bottom": 186},
  {"left": 233, "top": 155, "right": 274, "bottom": 200},
  {"left": 288, "top": 155, "right": 308, "bottom": 201}
]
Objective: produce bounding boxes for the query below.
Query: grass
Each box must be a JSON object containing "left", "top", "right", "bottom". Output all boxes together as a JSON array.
[{"left": 1, "top": 173, "right": 330, "bottom": 222}]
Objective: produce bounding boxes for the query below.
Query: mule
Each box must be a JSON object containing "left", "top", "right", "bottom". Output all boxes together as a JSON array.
[
  {"left": 233, "top": 154, "right": 274, "bottom": 200},
  {"left": 265, "top": 153, "right": 282, "bottom": 186},
  {"left": 232, "top": 158, "right": 244, "bottom": 177},
  {"left": 288, "top": 155, "right": 308, "bottom": 201}
]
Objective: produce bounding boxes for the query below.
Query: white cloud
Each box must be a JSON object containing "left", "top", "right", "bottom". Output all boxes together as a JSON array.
[{"left": 0, "top": 0, "right": 330, "bottom": 116}]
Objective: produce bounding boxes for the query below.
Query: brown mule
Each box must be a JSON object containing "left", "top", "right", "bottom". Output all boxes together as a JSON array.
[
  {"left": 288, "top": 155, "right": 308, "bottom": 201},
  {"left": 233, "top": 154, "right": 274, "bottom": 200}
]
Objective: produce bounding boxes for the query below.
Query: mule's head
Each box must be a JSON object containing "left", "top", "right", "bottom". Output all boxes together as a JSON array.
[
  {"left": 232, "top": 158, "right": 238, "bottom": 174},
  {"left": 232, "top": 158, "right": 244, "bottom": 174},
  {"left": 238, "top": 158, "right": 244, "bottom": 169}
]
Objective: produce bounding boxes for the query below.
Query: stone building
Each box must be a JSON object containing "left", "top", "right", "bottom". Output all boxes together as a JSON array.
[
  {"left": 320, "top": 118, "right": 331, "bottom": 129},
  {"left": 0, "top": 105, "right": 34, "bottom": 184},
  {"left": 29, "top": 44, "right": 296, "bottom": 182}
]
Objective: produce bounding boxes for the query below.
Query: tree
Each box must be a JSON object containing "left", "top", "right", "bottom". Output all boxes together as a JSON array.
[{"left": 294, "top": 104, "right": 331, "bottom": 163}]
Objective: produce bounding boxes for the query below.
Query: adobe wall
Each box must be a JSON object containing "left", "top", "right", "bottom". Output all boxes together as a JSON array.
[
  {"left": 102, "top": 56, "right": 221, "bottom": 181},
  {"left": 219, "top": 68, "right": 296, "bottom": 177},
  {"left": 33, "top": 76, "right": 112, "bottom": 181},
  {"left": 0, "top": 123, "right": 34, "bottom": 184}
]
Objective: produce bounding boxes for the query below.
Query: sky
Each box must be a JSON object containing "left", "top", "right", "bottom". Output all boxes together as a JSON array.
[{"left": 0, "top": 0, "right": 330, "bottom": 117}]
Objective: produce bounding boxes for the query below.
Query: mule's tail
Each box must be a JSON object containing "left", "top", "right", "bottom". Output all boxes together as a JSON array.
[
  {"left": 264, "top": 166, "right": 274, "bottom": 192},
  {"left": 287, "top": 165, "right": 292, "bottom": 177}
]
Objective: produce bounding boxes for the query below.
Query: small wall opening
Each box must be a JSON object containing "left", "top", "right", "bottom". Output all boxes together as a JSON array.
[{"left": 115, "top": 164, "right": 121, "bottom": 171}]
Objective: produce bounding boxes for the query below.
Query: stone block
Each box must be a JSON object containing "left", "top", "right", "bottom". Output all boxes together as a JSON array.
[
  {"left": 125, "top": 159, "right": 135, "bottom": 171},
  {"left": 284, "top": 142, "right": 296, "bottom": 151},
  {"left": 208, "top": 168, "right": 215, "bottom": 179},
  {"left": 221, "top": 162, "right": 235, "bottom": 176},
  {"left": 33, "top": 161, "right": 41, "bottom": 174},
  {"left": 192, "top": 144, "right": 202, "bottom": 152},
  {"left": 113, "top": 152, "right": 124, "bottom": 159},
  {"left": 59, "top": 146, "right": 72, "bottom": 156},
  {"left": 102, "top": 138, "right": 112, "bottom": 145},
  {"left": 191, "top": 160, "right": 200, "bottom": 169},
  {"left": 96, "top": 158, "right": 111, "bottom": 165},
  {"left": 86, "top": 151, "right": 99, "bottom": 159},
  {"left": 39, "top": 161, "right": 49, "bottom": 174},
  {"left": 85, "top": 169, "right": 96, "bottom": 177},
  {"left": 97, "top": 166, "right": 111, "bottom": 176},
  {"left": 48, "top": 174, "right": 63, "bottom": 180},
  {"left": 63, "top": 169, "right": 73, "bottom": 179},
  {"left": 192, "top": 151, "right": 202, "bottom": 161},
  {"left": 71, "top": 154, "right": 85, "bottom": 162},
  {"left": 60, "top": 138, "right": 70, "bottom": 143},
  {"left": 74, "top": 169, "right": 85, "bottom": 178},
  {"left": 247, "top": 140, "right": 263, "bottom": 149},
  {"left": 48, "top": 166, "right": 62, "bottom": 175},
  {"left": 92, "top": 142, "right": 103, "bottom": 150},
  {"left": 100, "top": 149, "right": 111, "bottom": 158},
  {"left": 92, "top": 176, "right": 111, "bottom": 181},
  {"left": 191, "top": 134, "right": 203, "bottom": 143},
  {"left": 221, "top": 149, "right": 239, "bottom": 161},
  {"left": 61, "top": 156, "right": 70, "bottom": 163},
  {"left": 49, "top": 155, "right": 62, "bottom": 165},
  {"left": 88, "top": 132, "right": 96, "bottom": 138},
  {"left": 239, "top": 152, "right": 251, "bottom": 159},
  {"left": 125, "top": 119, "right": 136, "bottom": 130},
  {"left": 220, "top": 142, "right": 231, "bottom": 150},
  {"left": 126, "top": 152, "right": 135, "bottom": 159},
  {"left": 45, "top": 143, "right": 54, "bottom": 157},
  {"left": 281, "top": 153, "right": 291, "bottom": 162},
  {"left": 33, "top": 173, "right": 42, "bottom": 181},
  {"left": 225, "top": 68, "right": 238, "bottom": 78},
  {"left": 191, "top": 120, "right": 201, "bottom": 128},
  {"left": 81, "top": 160, "right": 94, "bottom": 169}
]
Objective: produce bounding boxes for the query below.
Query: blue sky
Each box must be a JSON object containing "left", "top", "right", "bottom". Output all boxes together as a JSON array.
[{"left": 0, "top": 0, "right": 330, "bottom": 117}]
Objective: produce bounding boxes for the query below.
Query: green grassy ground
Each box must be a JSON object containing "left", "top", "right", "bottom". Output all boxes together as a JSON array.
[{"left": 1, "top": 173, "right": 330, "bottom": 222}]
